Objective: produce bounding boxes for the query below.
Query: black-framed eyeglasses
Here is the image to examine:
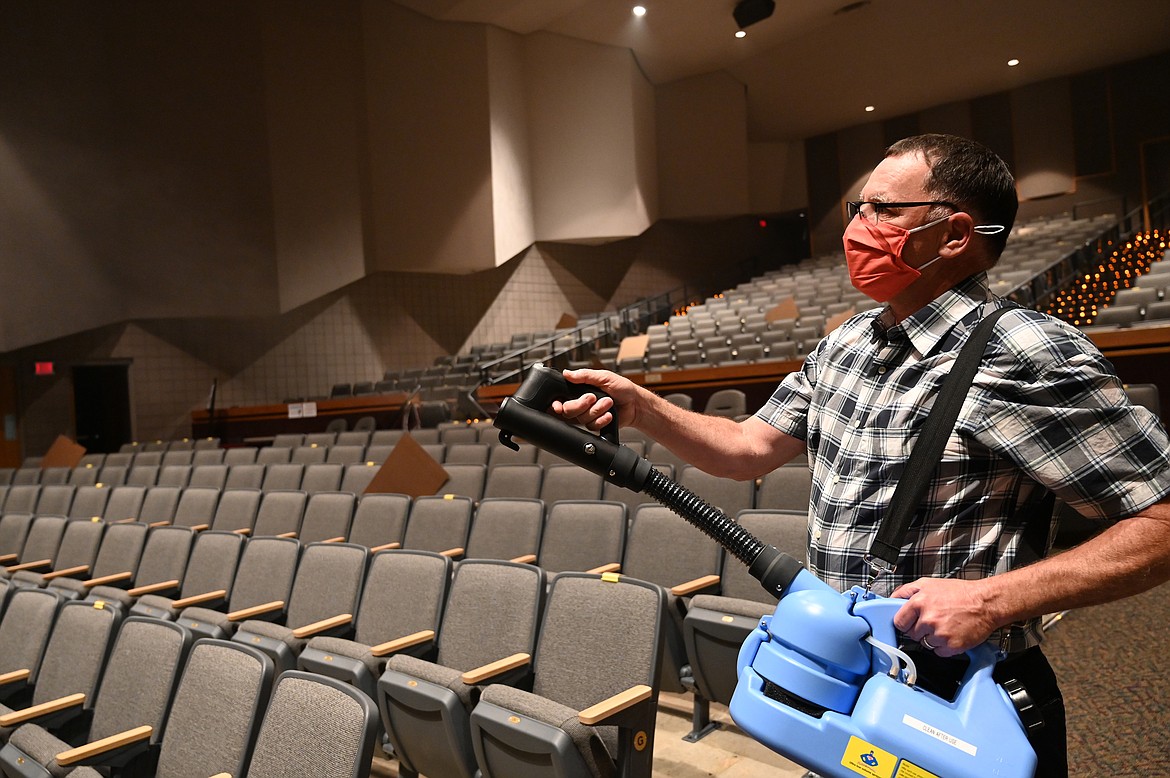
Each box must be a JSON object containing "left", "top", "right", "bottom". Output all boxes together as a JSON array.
[{"left": 846, "top": 200, "right": 959, "bottom": 223}]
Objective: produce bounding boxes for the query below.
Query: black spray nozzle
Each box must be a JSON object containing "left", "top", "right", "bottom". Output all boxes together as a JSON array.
[
  {"left": 503, "top": 363, "right": 619, "bottom": 447},
  {"left": 494, "top": 364, "right": 807, "bottom": 600}
]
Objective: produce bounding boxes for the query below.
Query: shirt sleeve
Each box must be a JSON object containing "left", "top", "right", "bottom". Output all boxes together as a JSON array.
[
  {"left": 970, "top": 309, "right": 1170, "bottom": 521},
  {"left": 755, "top": 342, "right": 822, "bottom": 442}
]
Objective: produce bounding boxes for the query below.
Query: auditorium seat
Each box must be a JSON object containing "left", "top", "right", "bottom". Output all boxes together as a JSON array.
[
  {"left": 231, "top": 542, "right": 369, "bottom": 675},
  {"left": 468, "top": 572, "right": 664, "bottom": 778},
  {"left": 131, "top": 529, "right": 245, "bottom": 621},
  {"left": 299, "top": 548, "right": 452, "bottom": 700},
  {"left": 379, "top": 558, "right": 544, "bottom": 778}
]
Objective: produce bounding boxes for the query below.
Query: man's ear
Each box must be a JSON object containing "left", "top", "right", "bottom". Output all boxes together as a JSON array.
[{"left": 939, "top": 212, "right": 975, "bottom": 258}]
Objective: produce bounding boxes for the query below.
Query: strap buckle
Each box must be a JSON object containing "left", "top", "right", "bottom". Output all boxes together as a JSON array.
[{"left": 863, "top": 555, "right": 896, "bottom": 593}]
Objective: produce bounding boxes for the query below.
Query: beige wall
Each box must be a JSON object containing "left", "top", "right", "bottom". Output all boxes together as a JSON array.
[{"left": 657, "top": 72, "right": 750, "bottom": 219}]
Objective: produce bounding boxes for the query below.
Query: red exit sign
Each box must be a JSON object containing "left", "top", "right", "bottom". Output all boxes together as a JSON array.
[{"left": 34, "top": 362, "right": 54, "bottom": 376}]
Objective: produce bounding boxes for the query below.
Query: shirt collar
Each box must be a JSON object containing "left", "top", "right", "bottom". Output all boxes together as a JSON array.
[{"left": 880, "top": 273, "right": 994, "bottom": 357}]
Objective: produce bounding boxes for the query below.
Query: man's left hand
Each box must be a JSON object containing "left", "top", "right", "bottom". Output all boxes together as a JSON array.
[{"left": 890, "top": 577, "right": 999, "bottom": 657}]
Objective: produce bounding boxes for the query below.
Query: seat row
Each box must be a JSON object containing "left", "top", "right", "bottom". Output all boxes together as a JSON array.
[
  {"left": 0, "top": 501, "right": 809, "bottom": 775},
  {"left": 0, "top": 576, "right": 379, "bottom": 776},
  {"left": 0, "top": 456, "right": 814, "bottom": 519}
]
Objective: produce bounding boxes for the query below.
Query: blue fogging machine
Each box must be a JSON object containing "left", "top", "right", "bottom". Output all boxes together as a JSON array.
[{"left": 494, "top": 364, "right": 1037, "bottom": 778}]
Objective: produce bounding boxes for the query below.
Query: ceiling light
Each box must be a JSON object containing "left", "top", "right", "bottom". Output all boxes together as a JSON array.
[
  {"left": 735, "top": 29, "right": 747, "bottom": 38},
  {"left": 865, "top": 105, "right": 875, "bottom": 112},
  {"left": 1008, "top": 58, "right": 1020, "bottom": 67},
  {"left": 632, "top": 5, "right": 646, "bottom": 17}
]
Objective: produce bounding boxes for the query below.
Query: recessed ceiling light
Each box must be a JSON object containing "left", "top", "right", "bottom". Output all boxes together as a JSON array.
[
  {"left": 1008, "top": 58, "right": 1020, "bottom": 67},
  {"left": 865, "top": 105, "right": 875, "bottom": 112},
  {"left": 735, "top": 29, "right": 747, "bottom": 38},
  {"left": 632, "top": 5, "right": 646, "bottom": 17}
]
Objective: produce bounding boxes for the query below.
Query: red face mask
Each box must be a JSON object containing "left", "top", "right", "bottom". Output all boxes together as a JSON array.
[{"left": 843, "top": 214, "right": 948, "bottom": 303}]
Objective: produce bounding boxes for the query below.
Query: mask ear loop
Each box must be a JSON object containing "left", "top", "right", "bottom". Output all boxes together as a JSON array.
[{"left": 974, "top": 225, "right": 1006, "bottom": 235}]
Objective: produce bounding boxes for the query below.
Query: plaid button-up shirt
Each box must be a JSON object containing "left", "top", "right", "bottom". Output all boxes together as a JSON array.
[{"left": 757, "top": 273, "right": 1170, "bottom": 651}]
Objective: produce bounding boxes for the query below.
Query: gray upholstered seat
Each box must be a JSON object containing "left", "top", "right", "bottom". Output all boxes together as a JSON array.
[
  {"left": 187, "top": 464, "right": 228, "bottom": 489},
  {"left": 348, "top": 493, "right": 411, "bottom": 551},
  {"left": 1, "top": 617, "right": 192, "bottom": 776},
  {"left": 300, "top": 548, "right": 452, "bottom": 699},
  {"left": 251, "top": 490, "right": 307, "bottom": 538},
  {"left": 231, "top": 542, "right": 368, "bottom": 674},
  {"left": 242, "top": 670, "right": 379, "bottom": 778},
  {"left": 170, "top": 486, "right": 221, "bottom": 531},
  {"left": 702, "top": 388, "right": 746, "bottom": 418},
  {"left": 339, "top": 462, "right": 380, "bottom": 494},
  {"left": 135, "top": 486, "right": 179, "bottom": 527},
  {"left": 300, "top": 463, "right": 344, "bottom": 494},
  {"left": 538, "top": 465, "right": 603, "bottom": 504},
  {"left": 178, "top": 536, "right": 300, "bottom": 641},
  {"left": 47, "top": 522, "right": 148, "bottom": 601},
  {"left": 84, "top": 525, "right": 196, "bottom": 610},
  {"left": 208, "top": 488, "right": 262, "bottom": 534},
  {"left": 379, "top": 558, "right": 544, "bottom": 778},
  {"left": 402, "top": 496, "right": 474, "bottom": 558},
  {"left": 132, "top": 530, "right": 244, "bottom": 621},
  {"left": 224, "top": 463, "right": 265, "bottom": 490},
  {"left": 5, "top": 518, "right": 98, "bottom": 588},
  {"left": 0, "top": 597, "right": 123, "bottom": 743},
  {"left": 536, "top": 501, "right": 627, "bottom": 582},
  {"left": 260, "top": 463, "right": 303, "bottom": 492},
  {"left": 151, "top": 639, "right": 274, "bottom": 778},
  {"left": 465, "top": 498, "right": 544, "bottom": 563},
  {"left": 0, "top": 588, "right": 68, "bottom": 704},
  {"left": 621, "top": 505, "right": 724, "bottom": 696},
  {"left": 682, "top": 509, "right": 807, "bottom": 739},
  {"left": 469, "top": 572, "right": 665, "bottom": 778},
  {"left": 755, "top": 463, "right": 813, "bottom": 511},
  {"left": 483, "top": 464, "right": 543, "bottom": 500},
  {"left": 296, "top": 491, "right": 356, "bottom": 544},
  {"left": 100, "top": 486, "right": 146, "bottom": 523},
  {"left": 0, "top": 514, "right": 35, "bottom": 567},
  {"left": 32, "top": 486, "right": 74, "bottom": 518}
]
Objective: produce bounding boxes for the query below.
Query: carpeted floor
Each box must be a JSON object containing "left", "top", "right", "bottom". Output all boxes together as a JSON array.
[{"left": 1042, "top": 580, "right": 1170, "bottom": 776}]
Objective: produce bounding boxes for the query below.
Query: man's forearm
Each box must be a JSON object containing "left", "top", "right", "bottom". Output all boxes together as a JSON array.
[{"left": 983, "top": 503, "right": 1170, "bottom": 629}]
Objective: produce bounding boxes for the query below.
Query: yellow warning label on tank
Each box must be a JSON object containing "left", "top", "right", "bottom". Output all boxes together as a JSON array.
[
  {"left": 894, "top": 761, "right": 940, "bottom": 778},
  {"left": 841, "top": 736, "right": 896, "bottom": 778}
]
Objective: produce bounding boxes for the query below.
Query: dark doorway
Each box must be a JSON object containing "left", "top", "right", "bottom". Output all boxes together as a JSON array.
[{"left": 73, "top": 363, "right": 132, "bottom": 454}]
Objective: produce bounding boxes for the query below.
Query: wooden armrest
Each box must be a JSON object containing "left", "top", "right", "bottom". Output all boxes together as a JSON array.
[
  {"left": 587, "top": 563, "right": 621, "bottom": 575},
  {"left": 189, "top": 524, "right": 210, "bottom": 532},
  {"left": 0, "top": 553, "right": 16, "bottom": 564},
  {"left": 462, "top": 653, "right": 531, "bottom": 685},
  {"left": 41, "top": 565, "right": 91, "bottom": 581},
  {"left": 5, "top": 558, "right": 52, "bottom": 573},
  {"left": 0, "top": 669, "right": 31, "bottom": 686},
  {"left": 671, "top": 573, "right": 721, "bottom": 597},
  {"left": 83, "top": 571, "right": 133, "bottom": 588},
  {"left": 227, "top": 600, "right": 284, "bottom": 622},
  {"left": 291, "top": 613, "right": 352, "bottom": 639},
  {"left": 0, "top": 693, "right": 86, "bottom": 727},
  {"left": 209, "top": 774, "right": 231, "bottom": 778},
  {"left": 147, "top": 520, "right": 171, "bottom": 528},
  {"left": 509, "top": 554, "right": 537, "bottom": 564},
  {"left": 114, "top": 517, "right": 138, "bottom": 524},
  {"left": 57, "top": 725, "right": 153, "bottom": 767},
  {"left": 232, "top": 528, "right": 252, "bottom": 536},
  {"left": 438, "top": 547, "right": 465, "bottom": 558},
  {"left": 128, "top": 579, "right": 181, "bottom": 597},
  {"left": 320, "top": 536, "right": 346, "bottom": 544},
  {"left": 171, "top": 589, "right": 227, "bottom": 609},
  {"left": 579, "top": 684, "right": 652, "bottom": 726},
  {"left": 370, "top": 629, "right": 435, "bottom": 657},
  {"left": 275, "top": 531, "right": 298, "bottom": 539},
  {"left": 370, "top": 541, "right": 401, "bottom": 552}
]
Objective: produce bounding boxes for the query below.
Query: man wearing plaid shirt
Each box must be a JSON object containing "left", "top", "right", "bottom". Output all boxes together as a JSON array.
[{"left": 556, "top": 134, "right": 1170, "bottom": 776}]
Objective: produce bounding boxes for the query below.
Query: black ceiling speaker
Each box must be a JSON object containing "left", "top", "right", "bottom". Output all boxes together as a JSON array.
[{"left": 733, "top": 0, "right": 776, "bottom": 29}]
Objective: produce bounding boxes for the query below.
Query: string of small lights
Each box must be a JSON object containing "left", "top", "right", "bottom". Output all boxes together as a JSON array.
[{"left": 1044, "top": 230, "right": 1166, "bottom": 326}]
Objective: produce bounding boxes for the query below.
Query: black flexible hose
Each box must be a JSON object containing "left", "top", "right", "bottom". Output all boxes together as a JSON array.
[{"left": 641, "top": 467, "right": 767, "bottom": 568}]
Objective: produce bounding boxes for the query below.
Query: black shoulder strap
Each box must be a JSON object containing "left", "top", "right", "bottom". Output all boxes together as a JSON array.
[{"left": 868, "top": 306, "right": 1015, "bottom": 568}]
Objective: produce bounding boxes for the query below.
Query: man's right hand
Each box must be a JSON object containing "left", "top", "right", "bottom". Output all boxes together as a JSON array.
[{"left": 552, "top": 368, "right": 644, "bottom": 432}]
